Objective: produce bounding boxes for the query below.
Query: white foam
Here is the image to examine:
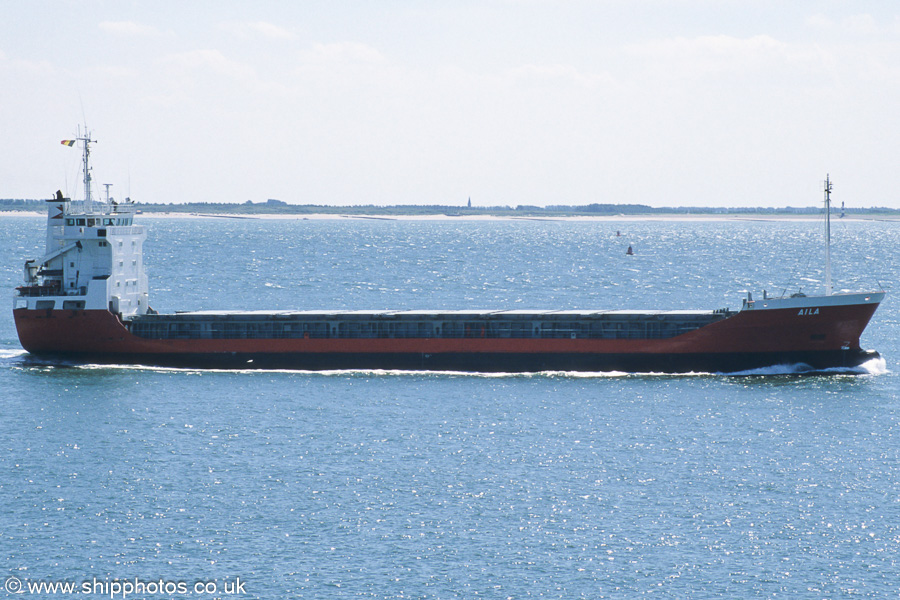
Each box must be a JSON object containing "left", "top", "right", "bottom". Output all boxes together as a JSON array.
[
  {"left": 15, "top": 357, "right": 887, "bottom": 378},
  {"left": 724, "top": 357, "right": 887, "bottom": 377},
  {"left": 724, "top": 363, "right": 815, "bottom": 376},
  {"left": 71, "top": 365, "right": 592, "bottom": 378},
  {"left": 853, "top": 356, "right": 887, "bottom": 375},
  {"left": 48, "top": 366, "right": 730, "bottom": 379}
]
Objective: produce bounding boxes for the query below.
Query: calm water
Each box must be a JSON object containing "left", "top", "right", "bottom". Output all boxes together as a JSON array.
[{"left": 1, "top": 215, "right": 899, "bottom": 598}]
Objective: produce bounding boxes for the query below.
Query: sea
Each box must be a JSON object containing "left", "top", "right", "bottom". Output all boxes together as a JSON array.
[{"left": 1, "top": 214, "right": 899, "bottom": 598}]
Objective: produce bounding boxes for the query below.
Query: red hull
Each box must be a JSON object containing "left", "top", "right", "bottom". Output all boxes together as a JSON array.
[{"left": 13, "top": 298, "right": 881, "bottom": 373}]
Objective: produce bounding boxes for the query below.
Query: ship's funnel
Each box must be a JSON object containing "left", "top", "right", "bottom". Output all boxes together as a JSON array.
[{"left": 45, "top": 192, "right": 69, "bottom": 255}]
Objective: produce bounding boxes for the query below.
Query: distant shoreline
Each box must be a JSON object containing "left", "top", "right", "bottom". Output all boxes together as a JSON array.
[
  {"left": 5, "top": 198, "right": 900, "bottom": 220},
  {"left": 3, "top": 210, "right": 900, "bottom": 222}
]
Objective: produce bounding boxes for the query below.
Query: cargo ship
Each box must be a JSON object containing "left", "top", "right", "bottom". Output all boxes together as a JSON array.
[{"left": 12, "top": 131, "right": 883, "bottom": 373}]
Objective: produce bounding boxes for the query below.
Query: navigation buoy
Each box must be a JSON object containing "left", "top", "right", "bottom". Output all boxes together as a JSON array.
[{"left": 626, "top": 245, "right": 634, "bottom": 255}]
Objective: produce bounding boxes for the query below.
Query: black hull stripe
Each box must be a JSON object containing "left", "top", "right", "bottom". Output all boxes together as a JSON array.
[{"left": 25, "top": 349, "right": 880, "bottom": 374}]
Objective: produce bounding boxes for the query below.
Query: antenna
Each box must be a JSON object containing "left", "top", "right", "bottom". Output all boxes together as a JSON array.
[{"left": 824, "top": 174, "right": 832, "bottom": 296}]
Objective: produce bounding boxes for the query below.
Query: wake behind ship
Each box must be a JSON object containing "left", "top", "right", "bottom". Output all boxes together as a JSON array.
[{"left": 13, "top": 132, "right": 884, "bottom": 373}]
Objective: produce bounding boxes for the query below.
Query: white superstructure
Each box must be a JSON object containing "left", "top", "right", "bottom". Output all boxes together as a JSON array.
[{"left": 14, "top": 129, "right": 150, "bottom": 317}]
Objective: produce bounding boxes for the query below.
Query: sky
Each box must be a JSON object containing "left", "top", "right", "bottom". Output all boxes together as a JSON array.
[{"left": 3, "top": 1, "right": 900, "bottom": 208}]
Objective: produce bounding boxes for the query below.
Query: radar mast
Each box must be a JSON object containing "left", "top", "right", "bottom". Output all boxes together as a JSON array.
[
  {"left": 77, "top": 125, "right": 96, "bottom": 213},
  {"left": 824, "top": 174, "right": 833, "bottom": 296}
]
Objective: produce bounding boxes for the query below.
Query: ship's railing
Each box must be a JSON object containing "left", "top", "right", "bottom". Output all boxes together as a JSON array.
[
  {"left": 16, "top": 281, "right": 91, "bottom": 297},
  {"left": 16, "top": 285, "right": 60, "bottom": 297},
  {"left": 65, "top": 200, "right": 136, "bottom": 215}
]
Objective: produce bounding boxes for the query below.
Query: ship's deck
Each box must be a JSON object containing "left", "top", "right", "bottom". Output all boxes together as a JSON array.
[{"left": 129, "top": 308, "right": 734, "bottom": 341}]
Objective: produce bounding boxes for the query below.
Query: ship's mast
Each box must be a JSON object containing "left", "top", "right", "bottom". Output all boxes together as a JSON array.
[
  {"left": 824, "top": 174, "right": 832, "bottom": 296},
  {"left": 78, "top": 126, "right": 96, "bottom": 214}
]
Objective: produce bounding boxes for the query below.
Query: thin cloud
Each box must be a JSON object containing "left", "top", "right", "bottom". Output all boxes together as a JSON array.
[
  {"left": 98, "top": 21, "right": 164, "bottom": 37},
  {"left": 621, "top": 34, "right": 832, "bottom": 81},
  {"left": 298, "top": 42, "right": 387, "bottom": 66},
  {"left": 219, "top": 20, "right": 296, "bottom": 40},
  {"left": 628, "top": 34, "right": 786, "bottom": 64},
  {"left": 0, "top": 54, "right": 54, "bottom": 74},
  {"left": 160, "top": 49, "right": 255, "bottom": 79},
  {"left": 505, "top": 63, "right": 617, "bottom": 90},
  {"left": 807, "top": 12, "right": 900, "bottom": 36},
  {"left": 806, "top": 13, "right": 835, "bottom": 30}
]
